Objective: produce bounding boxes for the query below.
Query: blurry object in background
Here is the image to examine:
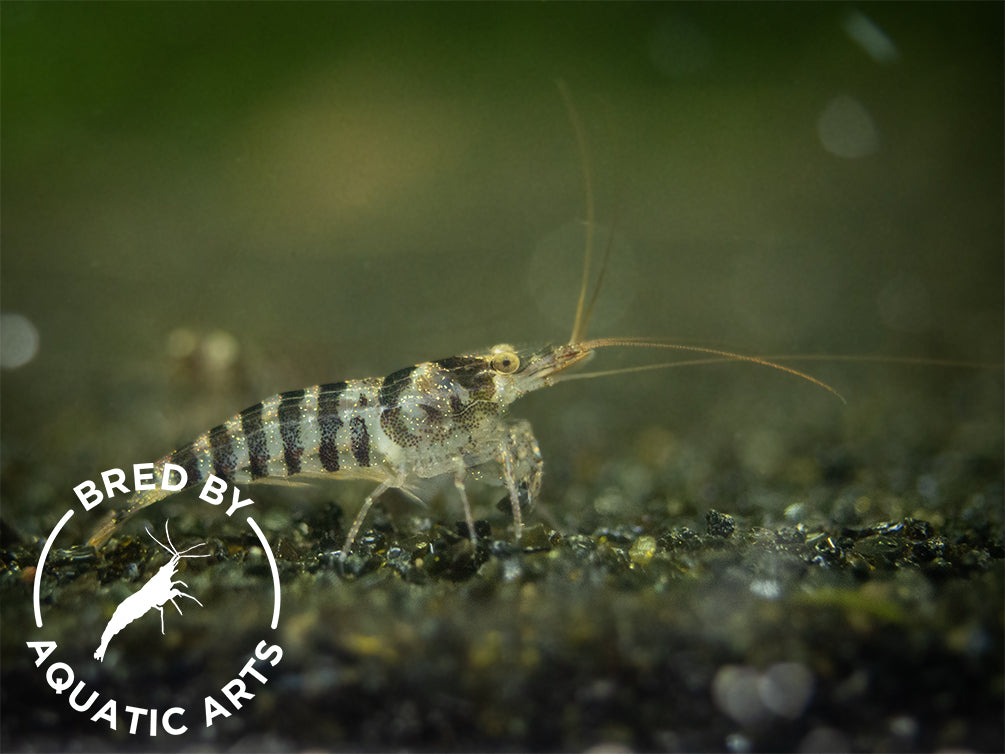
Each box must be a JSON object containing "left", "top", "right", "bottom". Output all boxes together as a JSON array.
[
  {"left": 817, "top": 94, "right": 880, "bottom": 159},
  {"left": 166, "top": 327, "right": 244, "bottom": 393},
  {"left": 0, "top": 312, "right": 40, "bottom": 370},
  {"left": 843, "top": 9, "right": 900, "bottom": 64}
]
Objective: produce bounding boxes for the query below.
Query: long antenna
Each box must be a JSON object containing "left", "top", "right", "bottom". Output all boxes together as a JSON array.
[
  {"left": 145, "top": 522, "right": 209, "bottom": 558},
  {"left": 558, "top": 80, "right": 596, "bottom": 345},
  {"left": 146, "top": 523, "right": 175, "bottom": 556},
  {"left": 568, "top": 337, "right": 848, "bottom": 403}
]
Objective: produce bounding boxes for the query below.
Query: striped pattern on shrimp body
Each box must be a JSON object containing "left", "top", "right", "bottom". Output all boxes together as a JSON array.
[
  {"left": 177, "top": 379, "right": 386, "bottom": 487},
  {"left": 94, "top": 353, "right": 512, "bottom": 538}
]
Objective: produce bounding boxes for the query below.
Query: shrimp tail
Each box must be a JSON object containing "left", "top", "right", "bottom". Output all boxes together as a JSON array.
[
  {"left": 88, "top": 453, "right": 189, "bottom": 546},
  {"left": 93, "top": 597, "right": 141, "bottom": 661}
]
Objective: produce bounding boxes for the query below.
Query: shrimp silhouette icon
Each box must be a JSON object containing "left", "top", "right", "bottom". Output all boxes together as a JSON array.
[{"left": 94, "top": 522, "right": 210, "bottom": 662}]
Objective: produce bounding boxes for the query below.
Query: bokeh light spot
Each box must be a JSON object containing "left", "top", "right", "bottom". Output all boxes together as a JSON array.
[
  {"left": 843, "top": 9, "right": 900, "bottom": 63},
  {"left": 817, "top": 95, "right": 880, "bottom": 158},
  {"left": 1, "top": 313, "right": 40, "bottom": 369}
]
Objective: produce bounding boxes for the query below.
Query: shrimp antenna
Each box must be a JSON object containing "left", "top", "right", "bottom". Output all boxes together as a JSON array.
[
  {"left": 566, "top": 337, "right": 847, "bottom": 403},
  {"left": 560, "top": 80, "right": 604, "bottom": 345},
  {"left": 145, "top": 522, "right": 210, "bottom": 558},
  {"left": 164, "top": 519, "right": 176, "bottom": 553},
  {"left": 146, "top": 523, "right": 175, "bottom": 556}
]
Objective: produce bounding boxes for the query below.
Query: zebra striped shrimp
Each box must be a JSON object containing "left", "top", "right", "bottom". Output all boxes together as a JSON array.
[
  {"left": 86, "top": 255, "right": 843, "bottom": 558},
  {"left": 87, "top": 333, "right": 838, "bottom": 557},
  {"left": 87, "top": 92, "right": 843, "bottom": 558}
]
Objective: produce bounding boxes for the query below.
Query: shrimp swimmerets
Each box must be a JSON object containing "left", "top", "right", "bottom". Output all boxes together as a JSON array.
[
  {"left": 87, "top": 91, "right": 842, "bottom": 559},
  {"left": 94, "top": 522, "right": 209, "bottom": 661}
]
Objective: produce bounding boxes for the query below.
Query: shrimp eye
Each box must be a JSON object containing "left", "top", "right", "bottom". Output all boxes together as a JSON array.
[{"left": 490, "top": 351, "right": 520, "bottom": 374}]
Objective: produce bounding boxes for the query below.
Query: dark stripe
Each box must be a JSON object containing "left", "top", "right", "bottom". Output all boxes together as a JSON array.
[
  {"left": 318, "top": 382, "right": 346, "bottom": 472},
  {"left": 240, "top": 403, "right": 268, "bottom": 479},
  {"left": 278, "top": 390, "right": 305, "bottom": 475},
  {"left": 434, "top": 356, "right": 494, "bottom": 399},
  {"left": 379, "top": 366, "right": 416, "bottom": 408},
  {"left": 421, "top": 404, "right": 443, "bottom": 423},
  {"left": 380, "top": 406, "right": 420, "bottom": 449},
  {"left": 349, "top": 415, "right": 371, "bottom": 467},
  {"left": 169, "top": 444, "right": 202, "bottom": 486},
  {"left": 209, "top": 424, "right": 236, "bottom": 480}
]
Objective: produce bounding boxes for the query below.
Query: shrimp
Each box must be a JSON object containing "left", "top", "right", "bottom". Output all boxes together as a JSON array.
[
  {"left": 86, "top": 292, "right": 839, "bottom": 562},
  {"left": 94, "top": 522, "right": 209, "bottom": 662},
  {"left": 87, "top": 88, "right": 843, "bottom": 558}
]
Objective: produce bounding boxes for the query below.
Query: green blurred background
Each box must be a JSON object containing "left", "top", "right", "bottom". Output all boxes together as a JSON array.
[{"left": 2, "top": 3, "right": 1002, "bottom": 534}]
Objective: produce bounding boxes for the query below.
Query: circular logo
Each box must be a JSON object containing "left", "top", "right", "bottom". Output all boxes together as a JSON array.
[{"left": 28, "top": 467, "right": 284, "bottom": 737}]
